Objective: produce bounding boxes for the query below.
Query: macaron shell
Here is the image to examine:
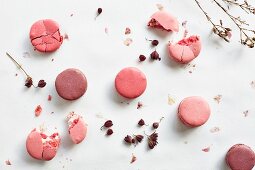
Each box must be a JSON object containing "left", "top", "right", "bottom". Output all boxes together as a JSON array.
[
  {"left": 26, "top": 130, "right": 43, "bottom": 160},
  {"left": 150, "top": 11, "right": 179, "bottom": 32},
  {"left": 55, "top": 68, "right": 88, "bottom": 100},
  {"left": 30, "top": 19, "right": 63, "bottom": 52},
  {"left": 226, "top": 144, "right": 255, "bottom": 170},
  {"left": 69, "top": 119, "right": 87, "bottom": 144},
  {"left": 115, "top": 67, "right": 147, "bottom": 99},
  {"left": 178, "top": 96, "right": 210, "bottom": 127}
]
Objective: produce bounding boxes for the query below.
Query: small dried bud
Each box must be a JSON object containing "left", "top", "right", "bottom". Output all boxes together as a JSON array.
[
  {"left": 97, "top": 8, "right": 102, "bottom": 15},
  {"left": 150, "top": 50, "right": 161, "bottom": 61},
  {"left": 152, "top": 122, "right": 159, "bottom": 129},
  {"left": 106, "top": 129, "right": 113, "bottom": 136},
  {"left": 37, "top": 80, "right": 46, "bottom": 88},
  {"left": 151, "top": 40, "right": 159, "bottom": 46},
  {"left": 138, "top": 119, "right": 145, "bottom": 126},
  {"left": 135, "top": 135, "right": 144, "bottom": 143},
  {"left": 124, "top": 135, "right": 132, "bottom": 144},
  {"left": 101, "top": 120, "right": 113, "bottom": 129},
  {"left": 139, "top": 55, "right": 146, "bottom": 62},
  {"left": 25, "top": 77, "right": 33, "bottom": 88}
]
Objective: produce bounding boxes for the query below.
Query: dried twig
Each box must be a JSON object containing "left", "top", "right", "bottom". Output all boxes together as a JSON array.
[{"left": 222, "top": 0, "right": 255, "bottom": 14}]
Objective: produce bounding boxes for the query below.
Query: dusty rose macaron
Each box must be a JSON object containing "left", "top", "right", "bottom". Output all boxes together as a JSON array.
[
  {"left": 178, "top": 96, "right": 210, "bottom": 127},
  {"left": 30, "top": 19, "right": 63, "bottom": 52},
  {"left": 168, "top": 35, "right": 201, "bottom": 64},
  {"left": 226, "top": 144, "right": 255, "bottom": 170},
  {"left": 67, "top": 112, "right": 87, "bottom": 144},
  {"left": 26, "top": 128, "right": 60, "bottom": 161},
  {"left": 148, "top": 11, "right": 179, "bottom": 32},
  {"left": 55, "top": 68, "right": 88, "bottom": 100},
  {"left": 115, "top": 67, "right": 147, "bottom": 99}
]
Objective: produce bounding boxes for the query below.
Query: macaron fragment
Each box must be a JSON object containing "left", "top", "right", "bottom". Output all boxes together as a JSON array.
[
  {"left": 29, "top": 19, "right": 63, "bottom": 52},
  {"left": 148, "top": 11, "right": 179, "bottom": 32},
  {"left": 226, "top": 144, "right": 255, "bottom": 170},
  {"left": 178, "top": 96, "right": 210, "bottom": 127},
  {"left": 168, "top": 35, "right": 201, "bottom": 64},
  {"left": 67, "top": 112, "right": 87, "bottom": 144},
  {"left": 26, "top": 128, "right": 60, "bottom": 161}
]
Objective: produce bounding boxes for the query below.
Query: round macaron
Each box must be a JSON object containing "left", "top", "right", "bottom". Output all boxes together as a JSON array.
[
  {"left": 26, "top": 129, "right": 60, "bottom": 161},
  {"left": 178, "top": 96, "right": 210, "bottom": 127},
  {"left": 115, "top": 67, "right": 147, "bottom": 99},
  {"left": 168, "top": 35, "right": 201, "bottom": 64},
  {"left": 226, "top": 144, "right": 255, "bottom": 170},
  {"left": 55, "top": 68, "right": 87, "bottom": 100},
  {"left": 147, "top": 10, "right": 179, "bottom": 32},
  {"left": 67, "top": 112, "right": 87, "bottom": 144},
  {"left": 30, "top": 19, "right": 63, "bottom": 52}
]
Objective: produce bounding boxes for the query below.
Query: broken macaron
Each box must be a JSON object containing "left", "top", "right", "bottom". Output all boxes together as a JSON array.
[
  {"left": 67, "top": 112, "right": 87, "bottom": 144},
  {"left": 168, "top": 35, "right": 201, "bottom": 64},
  {"left": 29, "top": 19, "right": 63, "bottom": 52},
  {"left": 26, "top": 128, "right": 60, "bottom": 161},
  {"left": 178, "top": 96, "right": 210, "bottom": 127},
  {"left": 115, "top": 67, "right": 147, "bottom": 99},
  {"left": 148, "top": 11, "right": 179, "bottom": 32},
  {"left": 226, "top": 144, "right": 255, "bottom": 170},
  {"left": 55, "top": 68, "right": 88, "bottom": 100}
]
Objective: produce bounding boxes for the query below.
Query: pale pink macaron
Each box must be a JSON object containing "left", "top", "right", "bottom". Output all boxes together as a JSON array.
[
  {"left": 115, "top": 67, "right": 147, "bottom": 99},
  {"left": 55, "top": 68, "right": 88, "bottom": 101},
  {"left": 178, "top": 96, "right": 210, "bottom": 127},
  {"left": 148, "top": 11, "right": 179, "bottom": 32},
  {"left": 226, "top": 144, "right": 255, "bottom": 170},
  {"left": 26, "top": 129, "right": 60, "bottom": 161},
  {"left": 168, "top": 35, "right": 201, "bottom": 64},
  {"left": 30, "top": 19, "right": 63, "bottom": 52},
  {"left": 67, "top": 112, "right": 87, "bottom": 144}
]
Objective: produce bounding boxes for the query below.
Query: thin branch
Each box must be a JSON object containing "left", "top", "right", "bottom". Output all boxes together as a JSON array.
[{"left": 222, "top": 0, "right": 255, "bottom": 14}]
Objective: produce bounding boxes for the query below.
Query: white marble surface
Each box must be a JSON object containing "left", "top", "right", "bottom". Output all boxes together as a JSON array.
[{"left": 0, "top": 0, "right": 254, "bottom": 169}]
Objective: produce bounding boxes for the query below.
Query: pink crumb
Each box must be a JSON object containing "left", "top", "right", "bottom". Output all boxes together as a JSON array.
[
  {"left": 64, "top": 33, "right": 69, "bottom": 40},
  {"left": 202, "top": 147, "right": 210, "bottom": 152},
  {"left": 130, "top": 154, "right": 137, "bottom": 164},
  {"left": 48, "top": 95, "right": 52, "bottom": 101},
  {"left": 137, "top": 102, "right": 143, "bottom": 109},
  {"left": 5, "top": 160, "right": 11, "bottom": 165},
  {"left": 35, "top": 105, "right": 42, "bottom": 117},
  {"left": 125, "top": 27, "right": 131, "bottom": 35}
]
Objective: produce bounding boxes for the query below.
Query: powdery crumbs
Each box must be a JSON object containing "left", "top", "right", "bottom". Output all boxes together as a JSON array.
[
  {"left": 35, "top": 105, "right": 42, "bottom": 117},
  {"left": 124, "top": 38, "right": 133, "bottom": 46},
  {"left": 125, "top": 27, "right": 131, "bottom": 35},
  {"left": 210, "top": 127, "right": 220, "bottom": 133},
  {"left": 156, "top": 4, "right": 164, "bottom": 11},
  {"left": 250, "top": 81, "right": 255, "bottom": 89},
  {"left": 130, "top": 154, "right": 137, "bottom": 164},
  {"left": 202, "top": 146, "right": 210, "bottom": 152},
  {"left": 243, "top": 110, "right": 249, "bottom": 117},
  {"left": 5, "top": 160, "right": 11, "bottom": 165},
  {"left": 168, "top": 95, "right": 176, "bottom": 105},
  {"left": 64, "top": 33, "right": 69, "bottom": 40},
  {"left": 105, "top": 27, "right": 109, "bottom": 34},
  {"left": 23, "top": 52, "right": 31, "bottom": 58},
  {"left": 214, "top": 95, "right": 222, "bottom": 104}
]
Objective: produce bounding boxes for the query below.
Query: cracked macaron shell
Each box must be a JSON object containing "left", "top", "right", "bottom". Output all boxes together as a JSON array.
[
  {"left": 55, "top": 68, "right": 88, "bottom": 101},
  {"left": 115, "top": 67, "right": 147, "bottom": 99},
  {"left": 148, "top": 11, "right": 179, "bottom": 32},
  {"left": 26, "top": 129, "right": 60, "bottom": 161},
  {"left": 67, "top": 113, "right": 87, "bottom": 144},
  {"left": 168, "top": 35, "right": 201, "bottom": 64},
  {"left": 29, "top": 19, "right": 63, "bottom": 52},
  {"left": 226, "top": 144, "right": 255, "bottom": 170},
  {"left": 178, "top": 96, "right": 210, "bottom": 127}
]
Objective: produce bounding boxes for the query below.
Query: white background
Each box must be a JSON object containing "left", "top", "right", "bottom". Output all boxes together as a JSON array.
[{"left": 0, "top": 0, "right": 254, "bottom": 169}]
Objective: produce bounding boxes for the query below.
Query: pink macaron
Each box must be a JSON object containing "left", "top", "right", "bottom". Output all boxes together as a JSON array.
[
  {"left": 115, "top": 67, "right": 147, "bottom": 99},
  {"left": 226, "top": 144, "right": 255, "bottom": 170},
  {"left": 55, "top": 68, "right": 88, "bottom": 101},
  {"left": 26, "top": 129, "right": 60, "bottom": 161},
  {"left": 30, "top": 19, "right": 63, "bottom": 52},
  {"left": 168, "top": 35, "right": 201, "bottom": 64},
  {"left": 178, "top": 96, "right": 210, "bottom": 127},
  {"left": 148, "top": 11, "right": 179, "bottom": 32},
  {"left": 67, "top": 112, "right": 87, "bottom": 144}
]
